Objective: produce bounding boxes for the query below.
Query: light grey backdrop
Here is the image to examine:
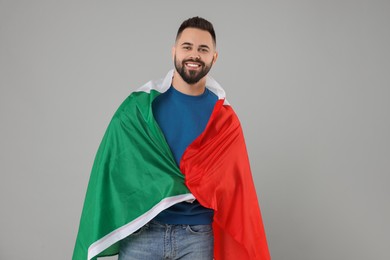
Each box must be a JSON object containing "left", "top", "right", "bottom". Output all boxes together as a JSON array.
[{"left": 1, "top": 1, "right": 389, "bottom": 259}]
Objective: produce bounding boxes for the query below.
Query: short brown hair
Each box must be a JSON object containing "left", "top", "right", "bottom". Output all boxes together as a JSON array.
[{"left": 176, "top": 16, "right": 216, "bottom": 46}]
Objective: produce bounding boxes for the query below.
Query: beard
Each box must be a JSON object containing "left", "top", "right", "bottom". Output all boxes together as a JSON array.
[{"left": 174, "top": 55, "right": 213, "bottom": 85}]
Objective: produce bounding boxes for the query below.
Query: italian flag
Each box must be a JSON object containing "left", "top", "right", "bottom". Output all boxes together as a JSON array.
[{"left": 73, "top": 70, "right": 270, "bottom": 260}]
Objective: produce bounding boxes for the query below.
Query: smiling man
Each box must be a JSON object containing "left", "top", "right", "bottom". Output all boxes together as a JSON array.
[
  {"left": 73, "top": 17, "right": 270, "bottom": 260},
  {"left": 172, "top": 26, "right": 217, "bottom": 94}
]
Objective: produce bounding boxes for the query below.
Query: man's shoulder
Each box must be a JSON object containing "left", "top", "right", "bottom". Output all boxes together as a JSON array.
[
  {"left": 135, "top": 77, "right": 165, "bottom": 94},
  {"left": 111, "top": 78, "right": 164, "bottom": 118}
]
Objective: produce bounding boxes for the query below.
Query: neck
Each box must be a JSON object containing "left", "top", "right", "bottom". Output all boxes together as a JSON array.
[{"left": 171, "top": 70, "right": 207, "bottom": 96}]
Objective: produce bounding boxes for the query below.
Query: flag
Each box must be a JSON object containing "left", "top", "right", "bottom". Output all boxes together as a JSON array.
[
  {"left": 181, "top": 99, "right": 270, "bottom": 259},
  {"left": 73, "top": 70, "right": 270, "bottom": 259}
]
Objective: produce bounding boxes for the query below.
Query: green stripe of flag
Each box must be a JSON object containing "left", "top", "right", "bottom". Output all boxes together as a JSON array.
[{"left": 73, "top": 90, "right": 192, "bottom": 260}]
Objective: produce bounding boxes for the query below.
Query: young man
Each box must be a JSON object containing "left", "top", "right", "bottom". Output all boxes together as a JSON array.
[{"left": 73, "top": 17, "right": 270, "bottom": 260}]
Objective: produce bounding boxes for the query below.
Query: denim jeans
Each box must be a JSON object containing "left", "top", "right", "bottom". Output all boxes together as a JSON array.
[{"left": 118, "top": 220, "right": 214, "bottom": 260}]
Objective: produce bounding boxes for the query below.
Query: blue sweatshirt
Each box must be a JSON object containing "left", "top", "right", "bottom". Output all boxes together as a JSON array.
[{"left": 152, "top": 85, "right": 218, "bottom": 224}]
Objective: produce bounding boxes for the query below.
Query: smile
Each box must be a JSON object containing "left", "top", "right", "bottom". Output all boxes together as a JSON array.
[{"left": 185, "top": 62, "right": 202, "bottom": 69}]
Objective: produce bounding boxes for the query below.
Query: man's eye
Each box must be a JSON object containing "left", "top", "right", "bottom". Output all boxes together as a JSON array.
[
  {"left": 200, "top": 48, "right": 209, "bottom": 53},
  {"left": 183, "top": 46, "right": 191, "bottom": 50}
]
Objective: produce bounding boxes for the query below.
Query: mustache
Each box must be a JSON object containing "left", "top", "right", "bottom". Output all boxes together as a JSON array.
[{"left": 182, "top": 59, "right": 205, "bottom": 67}]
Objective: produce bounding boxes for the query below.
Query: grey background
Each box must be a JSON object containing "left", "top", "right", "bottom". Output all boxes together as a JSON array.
[{"left": 1, "top": 1, "right": 389, "bottom": 259}]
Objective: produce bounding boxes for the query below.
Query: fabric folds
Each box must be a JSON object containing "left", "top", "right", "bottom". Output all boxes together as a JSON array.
[{"left": 73, "top": 70, "right": 270, "bottom": 259}]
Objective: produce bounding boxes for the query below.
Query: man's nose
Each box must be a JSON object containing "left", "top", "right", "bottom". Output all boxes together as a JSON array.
[{"left": 189, "top": 51, "right": 201, "bottom": 60}]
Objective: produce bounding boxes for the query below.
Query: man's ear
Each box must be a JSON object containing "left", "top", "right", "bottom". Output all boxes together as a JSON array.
[
  {"left": 212, "top": 51, "right": 219, "bottom": 65},
  {"left": 171, "top": 46, "right": 176, "bottom": 61}
]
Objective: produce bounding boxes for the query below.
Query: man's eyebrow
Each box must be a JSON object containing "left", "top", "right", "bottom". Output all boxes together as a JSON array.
[
  {"left": 198, "top": 44, "right": 210, "bottom": 50},
  {"left": 180, "top": 42, "right": 210, "bottom": 49}
]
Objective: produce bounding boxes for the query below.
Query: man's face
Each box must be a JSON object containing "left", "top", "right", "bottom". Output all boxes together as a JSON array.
[{"left": 173, "top": 28, "right": 218, "bottom": 85}]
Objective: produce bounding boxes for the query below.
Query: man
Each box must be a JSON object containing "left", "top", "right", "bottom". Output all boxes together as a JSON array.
[{"left": 73, "top": 17, "right": 270, "bottom": 260}]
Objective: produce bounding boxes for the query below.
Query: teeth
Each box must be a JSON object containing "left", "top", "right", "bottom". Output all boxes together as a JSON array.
[{"left": 186, "top": 63, "right": 199, "bottom": 67}]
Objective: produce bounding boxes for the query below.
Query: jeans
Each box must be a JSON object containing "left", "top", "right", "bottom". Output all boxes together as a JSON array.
[{"left": 118, "top": 220, "right": 214, "bottom": 260}]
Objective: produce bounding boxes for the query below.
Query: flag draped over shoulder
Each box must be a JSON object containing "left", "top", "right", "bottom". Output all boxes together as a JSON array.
[
  {"left": 73, "top": 70, "right": 270, "bottom": 260},
  {"left": 181, "top": 99, "right": 270, "bottom": 260}
]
